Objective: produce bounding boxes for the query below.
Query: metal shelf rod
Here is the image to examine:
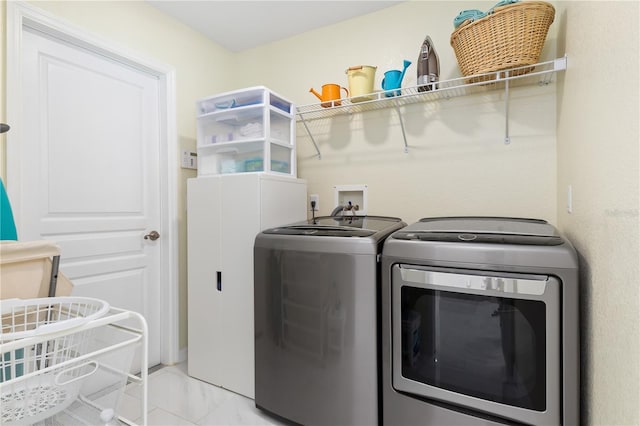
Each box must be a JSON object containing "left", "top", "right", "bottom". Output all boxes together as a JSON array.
[
  {"left": 299, "top": 113, "right": 321, "bottom": 159},
  {"left": 505, "top": 73, "right": 511, "bottom": 145},
  {"left": 394, "top": 104, "right": 409, "bottom": 153}
]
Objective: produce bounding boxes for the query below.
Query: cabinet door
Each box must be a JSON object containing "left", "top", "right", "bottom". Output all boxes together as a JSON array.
[
  {"left": 187, "top": 177, "right": 224, "bottom": 385},
  {"left": 219, "top": 174, "right": 261, "bottom": 398},
  {"left": 188, "top": 174, "right": 306, "bottom": 399}
]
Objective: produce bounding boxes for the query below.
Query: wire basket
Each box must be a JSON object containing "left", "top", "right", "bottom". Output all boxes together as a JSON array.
[
  {"left": 1, "top": 297, "right": 110, "bottom": 424},
  {"left": 450, "top": 1, "right": 555, "bottom": 83}
]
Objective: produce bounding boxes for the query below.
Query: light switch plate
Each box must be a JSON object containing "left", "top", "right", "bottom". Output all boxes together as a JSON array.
[{"left": 181, "top": 150, "right": 197, "bottom": 169}]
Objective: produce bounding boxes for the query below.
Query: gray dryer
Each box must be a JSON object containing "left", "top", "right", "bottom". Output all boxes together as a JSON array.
[{"left": 381, "top": 217, "right": 579, "bottom": 426}]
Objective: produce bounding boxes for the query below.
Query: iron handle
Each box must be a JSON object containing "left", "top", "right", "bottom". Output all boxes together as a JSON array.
[{"left": 144, "top": 230, "right": 160, "bottom": 241}]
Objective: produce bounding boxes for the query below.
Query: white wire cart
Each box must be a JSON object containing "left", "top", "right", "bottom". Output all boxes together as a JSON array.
[{"left": 0, "top": 297, "right": 148, "bottom": 425}]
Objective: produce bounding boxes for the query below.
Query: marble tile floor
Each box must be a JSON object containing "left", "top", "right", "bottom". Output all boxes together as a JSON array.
[{"left": 118, "top": 363, "right": 290, "bottom": 426}]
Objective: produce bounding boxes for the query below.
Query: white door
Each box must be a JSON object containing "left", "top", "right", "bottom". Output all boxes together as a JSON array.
[{"left": 17, "top": 27, "right": 163, "bottom": 366}]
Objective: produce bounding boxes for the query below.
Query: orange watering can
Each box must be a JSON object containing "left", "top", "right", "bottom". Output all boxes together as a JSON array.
[{"left": 309, "top": 84, "right": 349, "bottom": 108}]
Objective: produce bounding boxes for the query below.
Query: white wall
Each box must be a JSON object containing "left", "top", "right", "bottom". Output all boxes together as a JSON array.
[
  {"left": 556, "top": 2, "right": 640, "bottom": 424},
  {"left": 234, "top": 1, "right": 559, "bottom": 224}
]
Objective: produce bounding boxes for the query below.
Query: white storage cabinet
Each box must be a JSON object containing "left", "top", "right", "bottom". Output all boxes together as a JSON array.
[
  {"left": 187, "top": 173, "right": 307, "bottom": 399},
  {"left": 196, "top": 86, "right": 296, "bottom": 177}
]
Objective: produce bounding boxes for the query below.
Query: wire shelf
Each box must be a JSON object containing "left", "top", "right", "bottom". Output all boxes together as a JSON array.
[{"left": 296, "top": 56, "right": 567, "bottom": 155}]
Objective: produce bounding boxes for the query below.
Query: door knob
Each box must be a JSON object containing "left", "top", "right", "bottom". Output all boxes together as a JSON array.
[{"left": 144, "top": 230, "right": 160, "bottom": 241}]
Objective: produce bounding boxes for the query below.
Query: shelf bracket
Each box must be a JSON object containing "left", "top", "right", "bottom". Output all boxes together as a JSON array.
[
  {"left": 504, "top": 72, "right": 511, "bottom": 145},
  {"left": 393, "top": 104, "right": 409, "bottom": 153},
  {"left": 298, "top": 113, "right": 321, "bottom": 159},
  {"left": 555, "top": 55, "right": 568, "bottom": 71}
]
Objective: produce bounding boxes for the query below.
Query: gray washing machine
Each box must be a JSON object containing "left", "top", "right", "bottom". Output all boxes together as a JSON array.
[
  {"left": 381, "top": 217, "right": 579, "bottom": 426},
  {"left": 254, "top": 215, "right": 406, "bottom": 426}
]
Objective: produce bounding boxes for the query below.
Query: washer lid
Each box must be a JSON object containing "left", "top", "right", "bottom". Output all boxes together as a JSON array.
[
  {"left": 263, "top": 215, "right": 404, "bottom": 237},
  {"left": 393, "top": 217, "right": 564, "bottom": 245}
]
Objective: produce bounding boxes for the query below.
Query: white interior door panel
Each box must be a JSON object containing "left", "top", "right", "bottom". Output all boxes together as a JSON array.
[{"left": 19, "top": 28, "right": 162, "bottom": 366}]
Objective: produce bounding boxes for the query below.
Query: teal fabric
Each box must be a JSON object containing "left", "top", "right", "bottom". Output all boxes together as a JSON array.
[
  {"left": 1, "top": 350, "right": 25, "bottom": 382},
  {"left": 454, "top": 9, "right": 486, "bottom": 28},
  {"left": 0, "top": 178, "right": 18, "bottom": 240},
  {"left": 453, "top": 0, "right": 520, "bottom": 28}
]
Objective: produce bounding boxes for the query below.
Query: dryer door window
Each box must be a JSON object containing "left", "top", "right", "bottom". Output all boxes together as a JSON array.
[
  {"left": 391, "top": 265, "right": 561, "bottom": 424},
  {"left": 401, "top": 288, "right": 546, "bottom": 409}
]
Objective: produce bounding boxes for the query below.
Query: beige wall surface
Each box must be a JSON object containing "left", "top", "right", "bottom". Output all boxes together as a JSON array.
[
  {"left": 556, "top": 2, "right": 640, "bottom": 425},
  {"left": 234, "top": 1, "right": 559, "bottom": 225}
]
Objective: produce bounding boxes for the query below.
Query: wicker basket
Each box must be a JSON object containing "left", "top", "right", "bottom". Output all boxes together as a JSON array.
[{"left": 450, "top": 1, "right": 555, "bottom": 82}]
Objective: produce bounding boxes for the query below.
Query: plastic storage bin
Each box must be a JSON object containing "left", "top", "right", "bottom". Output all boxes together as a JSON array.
[{"left": 196, "top": 87, "right": 297, "bottom": 177}]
